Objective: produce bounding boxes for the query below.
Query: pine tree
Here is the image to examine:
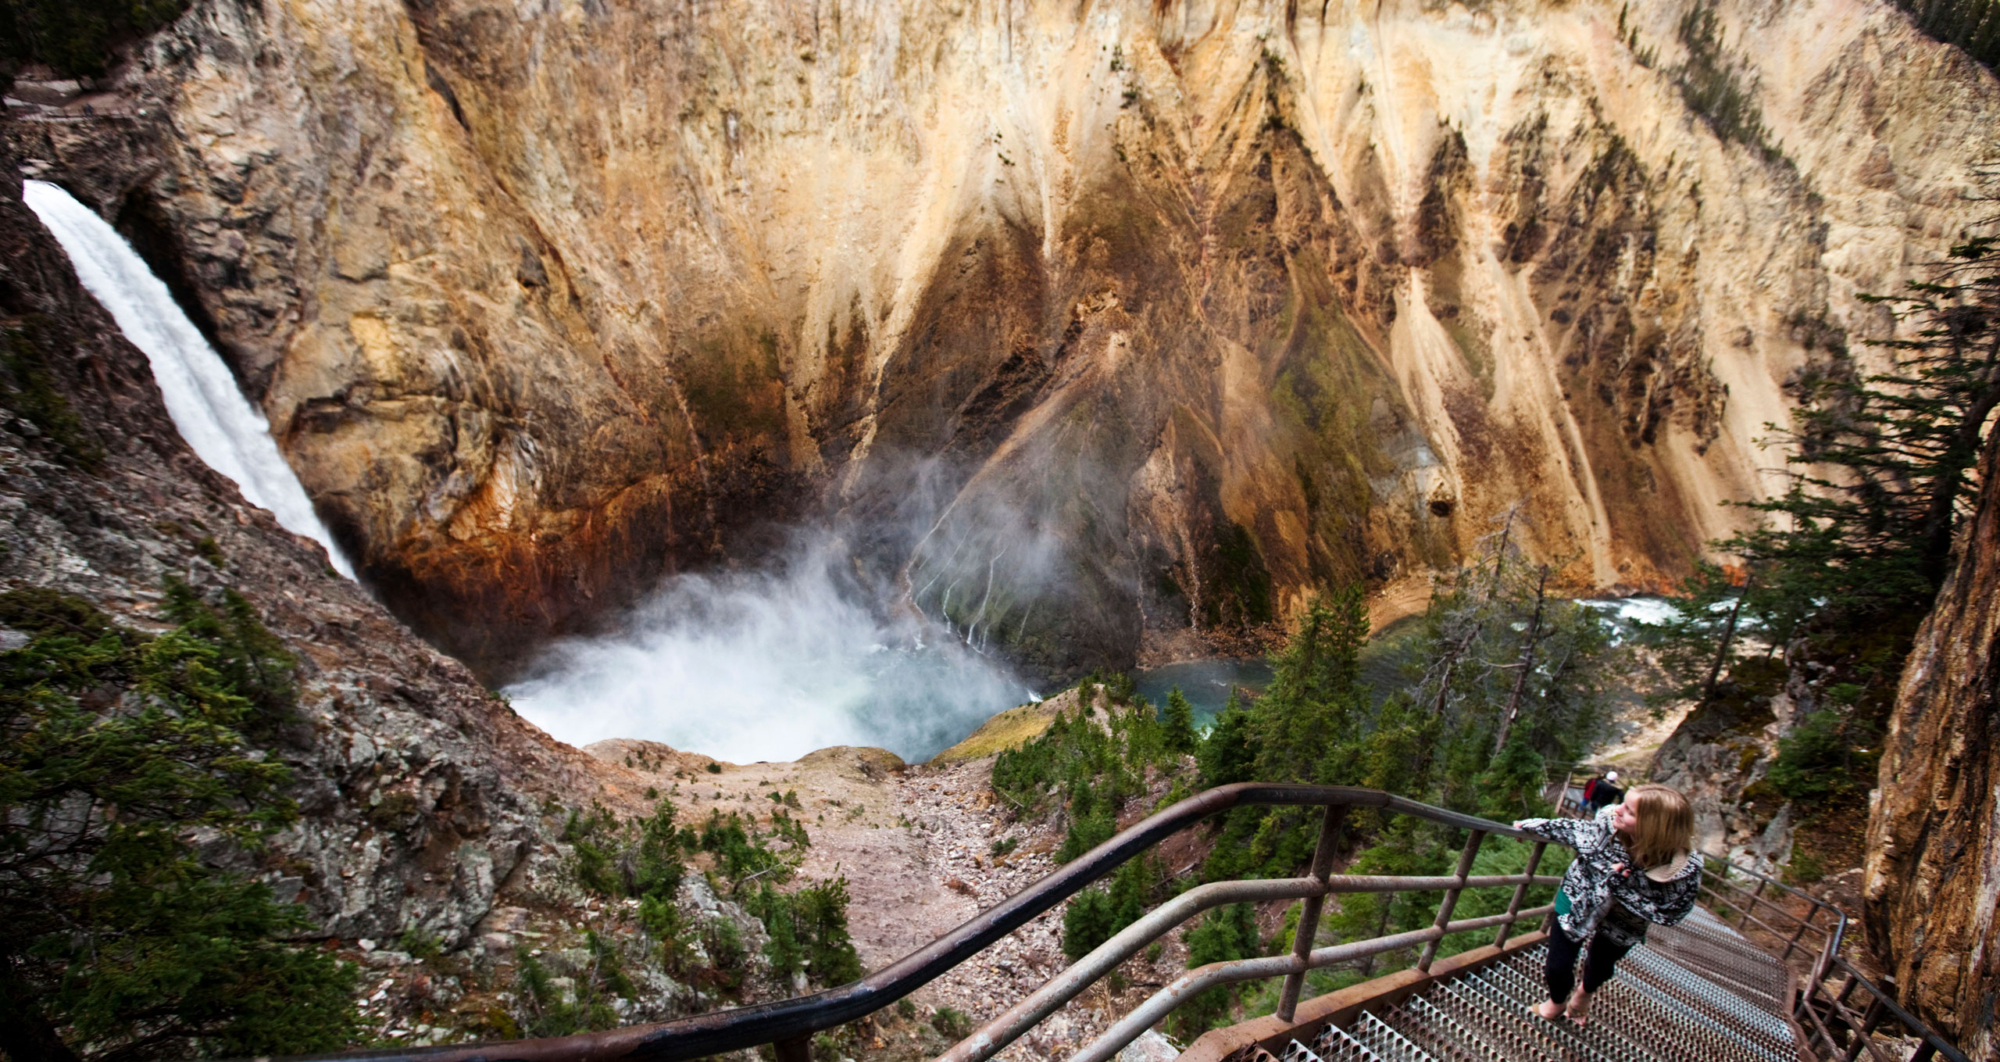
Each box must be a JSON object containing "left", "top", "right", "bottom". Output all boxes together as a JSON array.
[
  {"left": 1726, "top": 222, "right": 1999, "bottom": 628},
  {"left": 0, "top": 587, "right": 358, "bottom": 1062},
  {"left": 1161, "top": 686, "right": 1199, "bottom": 755},
  {"left": 1196, "top": 689, "right": 1256, "bottom": 788},
  {"left": 1248, "top": 587, "right": 1370, "bottom": 786}
]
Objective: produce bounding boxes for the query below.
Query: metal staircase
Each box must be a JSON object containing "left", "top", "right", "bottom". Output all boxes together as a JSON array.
[{"left": 1246, "top": 907, "right": 1799, "bottom": 1062}]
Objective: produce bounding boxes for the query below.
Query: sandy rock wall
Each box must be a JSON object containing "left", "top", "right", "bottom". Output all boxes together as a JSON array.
[{"left": 10, "top": 0, "right": 1999, "bottom": 680}]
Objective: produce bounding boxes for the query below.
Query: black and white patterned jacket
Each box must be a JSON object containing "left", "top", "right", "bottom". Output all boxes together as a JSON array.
[{"left": 1516, "top": 806, "right": 1702, "bottom": 947}]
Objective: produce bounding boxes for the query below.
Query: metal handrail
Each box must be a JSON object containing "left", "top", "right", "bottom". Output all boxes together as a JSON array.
[
  {"left": 1791, "top": 955, "right": 1971, "bottom": 1062},
  {"left": 276, "top": 781, "right": 1972, "bottom": 1062},
  {"left": 1704, "top": 860, "right": 1840, "bottom": 984},
  {"left": 275, "top": 784, "right": 1556, "bottom": 1062},
  {"left": 1066, "top": 904, "right": 1556, "bottom": 1062}
]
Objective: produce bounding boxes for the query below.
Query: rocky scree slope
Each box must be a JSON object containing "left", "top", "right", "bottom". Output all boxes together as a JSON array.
[{"left": 10, "top": 0, "right": 1999, "bottom": 682}]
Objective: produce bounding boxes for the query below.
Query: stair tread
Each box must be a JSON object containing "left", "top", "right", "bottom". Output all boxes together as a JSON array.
[{"left": 1274, "top": 905, "right": 1799, "bottom": 1062}]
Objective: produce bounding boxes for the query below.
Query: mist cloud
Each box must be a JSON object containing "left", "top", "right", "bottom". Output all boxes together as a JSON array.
[{"left": 505, "top": 533, "right": 1036, "bottom": 763}]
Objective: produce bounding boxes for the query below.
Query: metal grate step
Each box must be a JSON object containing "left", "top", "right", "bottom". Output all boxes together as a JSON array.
[
  {"left": 1380, "top": 999, "right": 1503, "bottom": 1062},
  {"left": 1335, "top": 1012, "right": 1431, "bottom": 1062},
  {"left": 1295, "top": 906, "right": 1799, "bottom": 1062},
  {"left": 1484, "top": 950, "right": 1714, "bottom": 1062}
]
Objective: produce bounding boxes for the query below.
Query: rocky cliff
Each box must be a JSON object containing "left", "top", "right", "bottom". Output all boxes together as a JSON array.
[
  {"left": 10, "top": 0, "right": 1998, "bottom": 682},
  {"left": 0, "top": 133, "right": 589, "bottom": 993},
  {"left": 1862, "top": 427, "right": 2000, "bottom": 1060}
]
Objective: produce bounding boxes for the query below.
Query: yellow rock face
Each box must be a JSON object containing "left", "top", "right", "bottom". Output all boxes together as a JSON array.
[{"left": 51, "top": 0, "right": 2000, "bottom": 677}]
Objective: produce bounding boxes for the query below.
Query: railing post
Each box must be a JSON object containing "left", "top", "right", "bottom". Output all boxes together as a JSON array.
[
  {"left": 1418, "top": 829, "right": 1485, "bottom": 972},
  {"left": 1276, "top": 804, "right": 1347, "bottom": 1023},
  {"left": 1741, "top": 879, "right": 1769, "bottom": 930},
  {"left": 1840, "top": 997, "right": 1888, "bottom": 1062},
  {"left": 1783, "top": 905, "right": 1816, "bottom": 964},
  {"left": 1812, "top": 921, "right": 1839, "bottom": 986},
  {"left": 775, "top": 1033, "right": 812, "bottom": 1062},
  {"left": 1494, "top": 841, "right": 1547, "bottom": 949}
]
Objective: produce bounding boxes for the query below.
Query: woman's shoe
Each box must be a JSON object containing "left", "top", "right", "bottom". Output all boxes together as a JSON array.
[
  {"left": 1566, "top": 985, "right": 1592, "bottom": 1025},
  {"left": 1533, "top": 1000, "right": 1566, "bottom": 1021}
]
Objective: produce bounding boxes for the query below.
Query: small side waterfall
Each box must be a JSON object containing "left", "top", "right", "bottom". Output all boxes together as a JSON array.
[{"left": 22, "top": 181, "right": 354, "bottom": 579}]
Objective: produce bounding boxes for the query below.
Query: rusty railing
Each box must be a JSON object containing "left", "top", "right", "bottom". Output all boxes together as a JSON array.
[{"left": 276, "top": 784, "right": 1561, "bottom": 1062}]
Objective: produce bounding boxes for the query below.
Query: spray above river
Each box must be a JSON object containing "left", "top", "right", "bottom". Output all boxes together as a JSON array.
[
  {"left": 22, "top": 181, "right": 354, "bottom": 578},
  {"left": 504, "top": 536, "right": 1038, "bottom": 763}
]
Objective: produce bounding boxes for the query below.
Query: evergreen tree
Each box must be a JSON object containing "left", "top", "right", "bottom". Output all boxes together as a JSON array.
[
  {"left": 1161, "top": 686, "right": 1199, "bottom": 755},
  {"left": 1248, "top": 587, "right": 1370, "bottom": 786},
  {"left": 1196, "top": 689, "right": 1256, "bottom": 788},
  {"left": 0, "top": 587, "right": 358, "bottom": 1062},
  {"left": 1410, "top": 518, "right": 1613, "bottom": 812},
  {"left": 1639, "top": 206, "right": 1998, "bottom": 786},
  {"left": 1727, "top": 225, "right": 2000, "bottom": 627},
  {"left": 1169, "top": 903, "right": 1262, "bottom": 1039},
  {"left": 1890, "top": 0, "right": 2000, "bottom": 71},
  {"left": 0, "top": 0, "right": 193, "bottom": 78}
]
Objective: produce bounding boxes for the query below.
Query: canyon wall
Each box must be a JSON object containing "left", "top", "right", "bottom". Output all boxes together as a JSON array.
[
  {"left": 9, "top": 0, "right": 1998, "bottom": 681},
  {"left": 1863, "top": 427, "right": 2000, "bottom": 1059}
]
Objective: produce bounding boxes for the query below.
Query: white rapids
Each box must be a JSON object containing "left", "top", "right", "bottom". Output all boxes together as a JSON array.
[{"left": 22, "top": 180, "right": 354, "bottom": 578}]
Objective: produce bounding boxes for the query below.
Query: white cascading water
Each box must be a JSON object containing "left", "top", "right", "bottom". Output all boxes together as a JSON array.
[{"left": 22, "top": 181, "right": 354, "bottom": 579}]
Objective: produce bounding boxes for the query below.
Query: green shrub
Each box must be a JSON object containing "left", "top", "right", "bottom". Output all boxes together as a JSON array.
[
  {"left": 0, "top": 585, "right": 358, "bottom": 1059},
  {"left": 699, "top": 808, "right": 809, "bottom": 891},
  {"left": 1785, "top": 849, "right": 1826, "bottom": 885},
  {"left": 1063, "top": 856, "right": 1161, "bottom": 959},
  {"left": 931, "top": 1006, "right": 972, "bottom": 1040},
  {"left": 1767, "top": 711, "right": 1876, "bottom": 800},
  {"left": 1169, "top": 904, "right": 1262, "bottom": 1039},
  {"left": 747, "top": 874, "right": 863, "bottom": 988},
  {"left": 1062, "top": 890, "right": 1115, "bottom": 962},
  {"left": 1, "top": 322, "right": 103, "bottom": 469},
  {"left": 396, "top": 928, "right": 444, "bottom": 962}
]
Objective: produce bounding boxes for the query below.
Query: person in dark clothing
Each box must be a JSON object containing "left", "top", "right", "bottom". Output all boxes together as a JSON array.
[
  {"left": 1514, "top": 783, "right": 1699, "bottom": 1024},
  {"left": 1583, "top": 769, "right": 1624, "bottom": 813}
]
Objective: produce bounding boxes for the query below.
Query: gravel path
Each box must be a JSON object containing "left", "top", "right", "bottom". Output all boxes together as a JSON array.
[{"left": 880, "top": 760, "right": 1187, "bottom": 1062}]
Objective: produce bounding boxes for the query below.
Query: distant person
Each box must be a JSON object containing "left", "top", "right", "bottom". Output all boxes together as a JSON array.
[
  {"left": 1514, "top": 784, "right": 1700, "bottom": 1025},
  {"left": 1584, "top": 769, "right": 1624, "bottom": 814}
]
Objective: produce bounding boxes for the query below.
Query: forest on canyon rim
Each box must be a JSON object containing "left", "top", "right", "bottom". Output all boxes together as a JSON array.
[{"left": 2, "top": 0, "right": 2000, "bottom": 1057}]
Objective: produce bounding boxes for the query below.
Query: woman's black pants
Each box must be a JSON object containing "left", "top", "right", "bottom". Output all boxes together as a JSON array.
[{"left": 1544, "top": 925, "right": 1633, "bottom": 1001}]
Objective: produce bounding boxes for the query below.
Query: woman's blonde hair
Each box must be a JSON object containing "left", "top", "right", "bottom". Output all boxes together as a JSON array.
[{"left": 1623, "top": 784, "right": 1695, "bottom": 870}]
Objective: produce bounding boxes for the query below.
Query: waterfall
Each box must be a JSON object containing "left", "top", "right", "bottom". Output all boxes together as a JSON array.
[{"left": 22, "top": 181, "right": 354, "bottom": 579}]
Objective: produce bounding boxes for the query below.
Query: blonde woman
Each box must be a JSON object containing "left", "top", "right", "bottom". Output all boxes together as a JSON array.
[{"left": 1513, "top": 783, "right": 1701, "bottom": 1024}]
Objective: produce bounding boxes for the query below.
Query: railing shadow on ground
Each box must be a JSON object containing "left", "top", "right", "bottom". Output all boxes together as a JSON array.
[{"left": 268, "top": 783, "right": 1966, "bottom": 1062}]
